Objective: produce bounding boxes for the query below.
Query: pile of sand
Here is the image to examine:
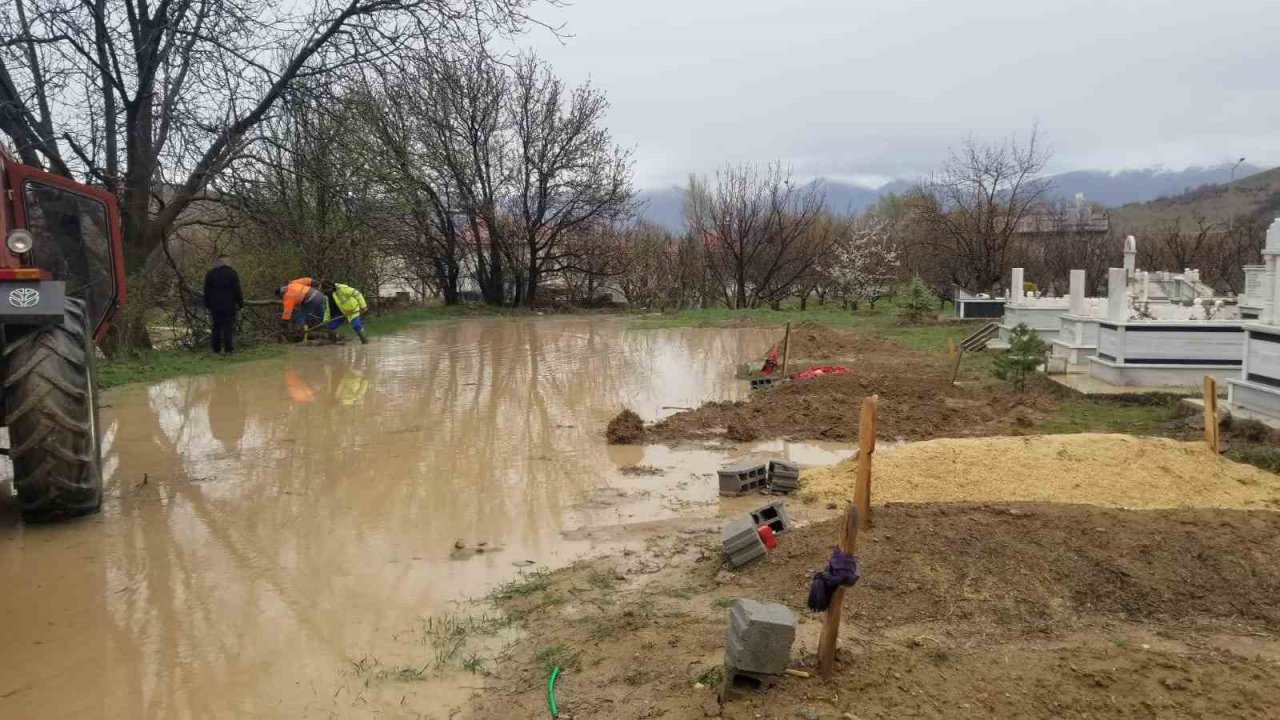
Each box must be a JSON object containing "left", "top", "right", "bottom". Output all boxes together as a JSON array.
[{"left": 799, "top": 433, "right": 1280, "bottom": 510}]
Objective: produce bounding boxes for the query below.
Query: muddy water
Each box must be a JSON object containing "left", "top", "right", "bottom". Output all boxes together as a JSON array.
[{"left": 0, "top": 317, "right": 850, "bottom": 719}]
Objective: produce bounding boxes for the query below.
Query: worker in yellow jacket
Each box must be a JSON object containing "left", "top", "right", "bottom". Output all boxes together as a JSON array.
[{"left": 320, "top": 280, "right": 369, "bottom": 344}]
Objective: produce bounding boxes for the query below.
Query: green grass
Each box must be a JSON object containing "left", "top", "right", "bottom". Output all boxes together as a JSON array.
[
  {"left": 98, "top": 344, "right": 285, "bottom": 389},
  {"left": 629, "top": 302, "right": 980, "bottom": 353},
  {"left": 534, "top": 643, "right": 581, "bottom": 673},
  {"left": 98, "top": 304, "right": 511, "bottom": 390},
  {"left": 489, "top": 568, "right": 553, "bottom": 601},
  {"left": 1037, "top": 394, "right": 1182, "bottom": 436}
]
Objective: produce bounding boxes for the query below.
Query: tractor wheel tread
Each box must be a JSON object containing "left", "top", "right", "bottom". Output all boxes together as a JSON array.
[{"left": 3, "top": 298, "right": 102, "bottom": 522}]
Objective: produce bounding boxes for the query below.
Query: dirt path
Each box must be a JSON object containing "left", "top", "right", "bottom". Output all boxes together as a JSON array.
[
  {"left": 633, "top": 327, "right": 1054, "bottom": 444},
  {"left": 464, "top": 502, "right": 1280, "bottom": 719}
]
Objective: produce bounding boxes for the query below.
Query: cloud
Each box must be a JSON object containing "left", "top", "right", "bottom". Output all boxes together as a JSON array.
[{"left": 517, "top": 0, "right": 1279, "bottom": 187}]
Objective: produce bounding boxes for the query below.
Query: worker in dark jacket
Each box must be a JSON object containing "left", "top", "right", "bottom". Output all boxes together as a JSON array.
[{"left": 203, "top": 255, "right": 244, "bottom": 354}]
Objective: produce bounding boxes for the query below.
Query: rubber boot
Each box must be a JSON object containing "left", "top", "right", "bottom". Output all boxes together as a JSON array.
[{"left": 356, "top": 327, "right": 368, "bottom": 345}]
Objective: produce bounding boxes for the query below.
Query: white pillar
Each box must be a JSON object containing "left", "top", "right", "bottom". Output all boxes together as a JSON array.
[
  {"left": 1123, "top": 235, "right": 1137, "bottom": 276},
  {"left": 1140, "top": 271, "right": 1150, "bottom": 303},
  {"left": 1068, "top": 269, "right": 1086, "bottom": 316},
  {"left": 1107, "top": 267, "right": 1128, "bottom": 322},
  {"left": 1265, "top": 219, "right": 1280, "bottom": 325},
  {"left": 1265, "top": 256, "right": 1278, "bottom": 325},
  {"left": 1011, "top": 268, "right": 1025, "bottom": 304}
]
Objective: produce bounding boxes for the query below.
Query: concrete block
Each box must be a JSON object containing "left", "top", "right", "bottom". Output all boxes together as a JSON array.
[
  {"left": 721, "top": 517, "right": 766, "bottom": 568},
  {"left": 723, "top": 599, "right": 796, "bottom": 675},
  {"left": 749, "top": 499, "right": 792, "bottom": 534},
  {"left": 718, "top": 461, "right": 768, "bottom": 496},
  {"left": 718, "top": 665, "right": 778, "bottom": 702},
  {"left": 768, "top": 460, "right": 800, "bottom": 494}
]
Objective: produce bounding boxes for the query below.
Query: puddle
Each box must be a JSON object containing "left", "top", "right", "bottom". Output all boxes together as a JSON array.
[{"left": 0, "top": 316, "right": 848, "bottom": 718}]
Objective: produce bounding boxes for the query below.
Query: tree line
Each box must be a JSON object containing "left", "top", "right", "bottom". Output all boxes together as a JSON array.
[{"left": 1, "top": 0, "right": 1268, "bottom": 352}]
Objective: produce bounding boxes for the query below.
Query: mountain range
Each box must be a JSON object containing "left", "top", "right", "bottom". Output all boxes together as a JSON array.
[{"left": 636, "top": 163, "right": 1269, "bottom": 232}]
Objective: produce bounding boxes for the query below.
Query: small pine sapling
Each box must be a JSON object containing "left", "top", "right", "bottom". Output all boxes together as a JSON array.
[
  {"left": 896, "top": 276, "right": 937, "bottom": 323},
  {"left": 993, "top": 323, "right": 1047, "bottom": 391}
]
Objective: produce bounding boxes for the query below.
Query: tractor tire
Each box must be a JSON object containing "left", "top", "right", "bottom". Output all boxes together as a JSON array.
[{"left": 2, "top": 298, "right": 102, "bottom": 521}]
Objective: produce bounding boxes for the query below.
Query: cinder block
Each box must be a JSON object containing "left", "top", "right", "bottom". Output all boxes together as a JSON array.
[
  {"left": 723, "top": 599, "right": 796, "bottom": 675},
  {"left": 718, "top": 461, "right": 768, "bottom": 496},
  {"left": 769, "top": 459, "right": 800, "bottom": 479},
  {"left": 721, "top": 517, "right": 767, "bottom": 567},
  {"left": 718, "top": 665, "right": 778, "bottom": 702},
  {"left": 749, "top": 377, "right": 780, "bottom": 392},
  {"left": 749, "top": 499, "right": 792, "bottom": 534}
]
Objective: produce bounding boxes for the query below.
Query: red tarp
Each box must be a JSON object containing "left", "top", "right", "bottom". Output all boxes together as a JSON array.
[{"left": 789, "top": 365, "right": 849, "bottom": 381}]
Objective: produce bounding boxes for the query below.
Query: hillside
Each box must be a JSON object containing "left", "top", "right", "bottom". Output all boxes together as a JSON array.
[
  {"left": 1108, "top": 166, "right": 1280, "bottom": 231},
  {"left": 638, "top": 164, "right": 1273, "bottom": 232}
]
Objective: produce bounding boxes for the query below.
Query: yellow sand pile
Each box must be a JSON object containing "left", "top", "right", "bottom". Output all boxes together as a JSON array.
[{"left": 799, "top": 433, "right": 1280, "bottom": 510}]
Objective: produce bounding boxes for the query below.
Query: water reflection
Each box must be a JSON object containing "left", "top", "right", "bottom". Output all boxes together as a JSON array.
[{"left": 0, "top": 316, "right": 826, "bottom": 719}]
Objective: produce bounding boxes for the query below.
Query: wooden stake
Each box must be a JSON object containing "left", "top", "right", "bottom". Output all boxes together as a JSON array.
[
  {"left": 782, "top": 321, "right": 792, "bottom": 378},
  {"left": 1203, "top": 375, "right": 1219, "bottom": 453},
  {"left": 949, "top": 346, "right": 965, "bottom": 385},
  {"left": 816, "top": 505, "right": 859, "bottom": 678},
  {"left": 853, "top": 395, "right": 878, "bottom": 530},
  {"left": 947, "top": 338, "right": 957, "bottom": 358}
]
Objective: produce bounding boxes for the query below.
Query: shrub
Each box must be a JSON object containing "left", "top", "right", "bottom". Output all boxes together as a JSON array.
[
  {"left": 896, "top": 276, "right": 937, "bottom": 324},
  {"left": 992, "top": 323, "right": 1047, "bottom": 392}
]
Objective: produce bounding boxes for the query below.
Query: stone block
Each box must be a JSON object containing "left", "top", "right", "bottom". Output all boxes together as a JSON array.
[
  {"left": 749, "top": 499, "right": 792, "bottom": 534},
  {"left": 718, "top": 461, "right": 768, "bottom": 496},
  {"left": 723, "top": 599, "right": 796, "bottom": 675},
  {"left": 721, "top": 517, "right": 766, "bottom": 568}
]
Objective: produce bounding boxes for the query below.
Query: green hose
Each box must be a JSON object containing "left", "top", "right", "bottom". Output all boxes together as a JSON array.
[{"left": 547, "top": 666, "right": 561, "bottom": 718}]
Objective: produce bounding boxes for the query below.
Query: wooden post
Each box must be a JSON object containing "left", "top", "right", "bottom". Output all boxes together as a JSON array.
[
  {"left": 781, "top": 322, "right": 792, "bottom": 378},
  {"left": 1203, "top": 375, "right": 1219, "bottom": 453},
  {"left": 853, "top": 395, "right": 878, "bottom": 530},
  {"left": 947, "top": 338, "right": 957, "bottom": 358},
  {"left": 949, "top": 346, "right": 964, "bottom": 385},
  {"left": 816, "top": 506, "right": 859, "bottom": 678}
]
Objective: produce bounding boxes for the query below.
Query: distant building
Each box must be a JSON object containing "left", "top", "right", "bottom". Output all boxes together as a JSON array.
[{"left": 1015, "top": 193, "right": 1110, "bottom": 237}]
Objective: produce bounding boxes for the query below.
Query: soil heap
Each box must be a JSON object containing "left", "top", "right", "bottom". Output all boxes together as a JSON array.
[{"left": 800, "top": 433, "right": 1280, "bottom": 510}]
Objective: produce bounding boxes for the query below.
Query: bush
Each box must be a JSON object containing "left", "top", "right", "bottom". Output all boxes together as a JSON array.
[
  {"left": 896, "top": 276, "right": 937, "bottom": 324},
  {"left": 993, "top": 323, "right": 1047, "bottom": 392}
]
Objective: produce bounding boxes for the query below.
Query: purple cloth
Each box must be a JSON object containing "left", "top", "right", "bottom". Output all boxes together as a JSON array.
[{"left": 806, "top": 547, "right": 861, "bottom": 612}]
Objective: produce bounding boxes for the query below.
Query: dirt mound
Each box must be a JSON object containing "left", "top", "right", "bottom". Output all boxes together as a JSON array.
[
  {"left": 648, "top": 337, "right": 1053, "bottom": 444},
  {"left": 800, "top": 433, "right": 1280, "bottom": 510},
  {"left": 467, "top": 503, "right": 1280, "bottom": 719},
  {"left": 785, "top": 321, "right": 866, "bottom": 360},
  {"left": 749, "top": 503, "right": 1280, "bottom": 629},
  {"left": 605, "top": 408, "right": 644, "bottom": 444}
]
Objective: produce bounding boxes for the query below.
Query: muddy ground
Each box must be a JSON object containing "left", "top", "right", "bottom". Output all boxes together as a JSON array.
[
  {"left": 635, "top": 325, "right": 1051, "bottom": 444},
  {"left": 464, "top": 503, "right": 1280, "bottom": 719}
]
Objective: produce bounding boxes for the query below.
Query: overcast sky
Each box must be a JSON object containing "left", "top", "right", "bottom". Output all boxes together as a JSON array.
[{"left": 517, "top": 0, "right": 1280, "bottom": 189}]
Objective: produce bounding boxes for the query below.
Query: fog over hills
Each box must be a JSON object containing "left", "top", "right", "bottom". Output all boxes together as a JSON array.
[{"left": 636, "top": 163, "right": 1269, "bottom": 232}]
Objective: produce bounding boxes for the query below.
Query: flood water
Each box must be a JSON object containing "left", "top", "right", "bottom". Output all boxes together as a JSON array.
[{"left": 0, "top": 317, "right": 849, "bottom": 719}]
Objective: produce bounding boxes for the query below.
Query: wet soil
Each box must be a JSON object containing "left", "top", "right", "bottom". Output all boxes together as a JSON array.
[
  {"left": 642, "top": 330, "right": 1051, "bottom": 444},
  {"left": 467, "top": 503, "right": 1280, "bottom": 719},
  {"left": 0, "top": 317, "right": 791, "bottom": 719}
]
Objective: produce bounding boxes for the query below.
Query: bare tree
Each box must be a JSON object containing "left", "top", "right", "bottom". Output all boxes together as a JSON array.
[
  {"left": 507, "top": 54, "right": 634, "bottom": 306},
  {"left": 907, "top": 128, "right": 1051, "bottom": 292},
  {"left": 686, "top": 163, "right": 827, "bottom": 308},
  {"left": 0, "top": 0, "right": 542, "bottom": 340}
]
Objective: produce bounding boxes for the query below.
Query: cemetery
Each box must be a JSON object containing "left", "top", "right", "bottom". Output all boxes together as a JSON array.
[{"left": 463, "top": 222, "right": 1280, "bottom": 720}]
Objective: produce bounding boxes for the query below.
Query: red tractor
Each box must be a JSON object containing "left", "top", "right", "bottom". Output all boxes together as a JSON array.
[{"left": 0, "top": 146, "right": 125, "bottom": 522}]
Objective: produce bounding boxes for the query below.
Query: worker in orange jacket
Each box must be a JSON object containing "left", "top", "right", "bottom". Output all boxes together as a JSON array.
[{"left": 275, "top": 277, "right": 327, "bottom": 332}]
